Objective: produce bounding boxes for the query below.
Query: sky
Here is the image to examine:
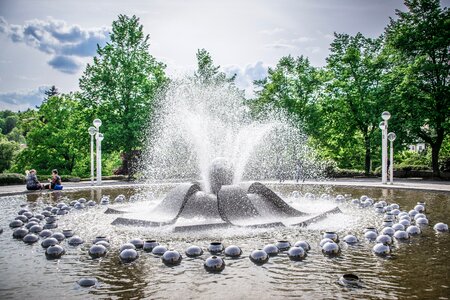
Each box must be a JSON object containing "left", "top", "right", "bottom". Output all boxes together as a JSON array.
[{"left": 0, "top": 0, "right": 444, "bottom": 111}]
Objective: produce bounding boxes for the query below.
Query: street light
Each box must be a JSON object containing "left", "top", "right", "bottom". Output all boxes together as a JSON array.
[
  {"left": 388, "top": 132, "right": 396, "bottom": 185},
  {"left": 380, "top": 111, "right": 391, "bottom": 184},
  {"left": 88, "top": 126, "right": 97, "bottom": 185},
  {"left": 96, "top": 133, "right": 104, "bottom": 185}
]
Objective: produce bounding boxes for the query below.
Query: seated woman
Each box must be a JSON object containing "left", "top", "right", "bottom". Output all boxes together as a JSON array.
[
  {"left": 44, "top": 169, "right": 63, "bottom": 190},
  {"left": 26, "top": 169, "right": 43, "bottom": 191}
]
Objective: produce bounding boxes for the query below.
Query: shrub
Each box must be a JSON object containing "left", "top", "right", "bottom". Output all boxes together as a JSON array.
[{"left": 0, "top": 173, "right": 26, "bottom": 185}]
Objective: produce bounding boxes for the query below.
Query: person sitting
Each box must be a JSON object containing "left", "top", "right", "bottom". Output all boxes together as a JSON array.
[
  {"left": 44, "top": 169, "right": 63, "bottom": 190},
  {"left": 26, "top": 169, "right": 43, "bottom": 191}
]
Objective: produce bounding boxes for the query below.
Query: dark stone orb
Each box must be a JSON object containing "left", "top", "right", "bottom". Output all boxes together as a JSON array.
[
  {"left": 74, "top": 203, "right": 85, "bottom": 210},
  {"left": 293, "top": 240, "right": 311, "bottom": 252},
  {"left": 162, "top": 250, "right": 183, "bottom": 266},
  {"left": 364, "top": 231, "right": 378, "bottom": 241},
  {"left": 56, "top": 202, "right": 65, "bottom": 209},
  {"left": 414, "top": 213, "right": 426, "bottom": 220},
  {"left": 43, "top": 206, "right": 53, "bottom": 212},
  {"left": 23, "top": 233, "right": 39, "bottom": 244},
  {"left": 25, "top": 221, "right": 39, "bottom": 229},
  {"left": 78, "top": 198, "right": 87, "bottom": 203},
  {"left": 18, "top": 209, "right": 29, "bottom": 215},
  {"left": 68, "top": 235, "right": 84, "bottom": 246},
  {"left": 39, "top": 229, "right": 53, "bottom": 238},
  {"left": 119, "top": 249, "right": 139, "bottom": 263},
  {"left": 287, "top": 246, "right": 306, "bottom": 261},
  {"left": 92, "top": 236, "right": 109, "bottom": 244},
  {"left": 319, "top": 238, "right": 334, "bottom": 247},
  {"left": 406, "top": 225, "right": 421, "bottom": 235},
  {"left": 119, "top": 243, "right": 136, "bottom": 252},
  {"left": 204, "top": 256, "right": 225, "bottom": 272},
  {"left": 28, "top": 217, "right": 40, "bottom": 223},
  {"left": 343, "top": 235, "right": 358, "bottom": 244},
  {"left": 152, "top": 245, "right": 168, "bottom": 256},
  {"left": 9, "top": 220, "right": 23, "bottom": 228},
  {"left": 0, "top": 227, "right": 3, "bottom": 234},
  {"left": 185, "top": 245, "right": 203, "bottom": 257},
  {"left": 208, "top": 242, "right": 224, "bottom": 254},
  {"left": 372, "top": 243, "right": 390, "bottom": 256},
  {"left": 392, "top": 223, "right": 405, "bottom": 232},
  {"left": 41, "top": 237, "right": 59, "bottom": 248},
  {"left": 95, "top": 241, "right": 110, "bottom": 248},
  {"left": 275, "top": 240, "right": 291, "bottom": 251},
  {"left": 12, "top": 227, "right": 29, "bottom": 239},
  {"left": 41, "top": 211, "right": 52, "bottom": 217},
  {"left": 29, "top": 224, "right": 43, "bottom": 233},
  {"left": 338, "top": 274, "right": 361, "bottom": 287},
  {"left": 224, "top": 245, "right": 242, "bottom": 258},
  {"left": 129, "top": 238, "right": 144, "bottom": 249},
  {"left": 416, "top": 217, "right": 429, "bottom": 225},
  {"left": 321, "top": 242, "right": 340, "bottom": 256},
  {"left": 22, "top": 211, "right": 33, "bottom": 219},
  {"left": 382, "top": 220, "right": 394, "bottom": 227},
  {"left": 51, "top": 232, "right": 65, "bottom": 242},
  {"left": 399, "top": 219, "right": 411, "bottom": 227},
  {"left": 363, "top": 227, "right": 378, "bottom": 234},
  {"left": 15, "top": 215, "right": 28, "bottom": 223},
  {"left": 249, "top": 250, "right": 269, "bottom": 265},
  {"left": 43, "top": 223, "right": 58, "bottom": 229},
  {"left": 56, "top": 209, "right": 68, "bottom": 215},
  {"left": 263, "top": 244, "right": 279, "bottom": 256},
  {"left": 51, "top": 208, "right": 59, "bottom": 214},
  {"left": 77, "top": 278, "right": 98, "bottom": 287},
  {"left": 62, "top": 229, "right": 74, "bottom": 238},
  {"left": 323, "top": 232, "right": 339, "bottom": 243},
  {"left": 114, "top": 195, "right": 125, "bottom": 203},
  {"left": 393, "top": 230, "right": 409, "bottom": 240},
  {"left": 143, "top": 240, "right": 160, "bottom": 252},
  {"left": 87, "top": 200, "right": 96, "bottom": 206},
  {"left": 376, "top": 234, "right": 392, "bottom": 245},
  {"left": 89, "top": 244, "right": 107, "bottom": 258},
  {"left": 46, "top": 245, "right": 65, "bottom": 259},
  {"left": 46, "top": 216, "right": 58, "bottom": 223},
  {"left": 70, "top": 200, "right": 77, "bottom": 206},
  {"left": 433, "top": 222, "right": 449, "bottom": 232}
]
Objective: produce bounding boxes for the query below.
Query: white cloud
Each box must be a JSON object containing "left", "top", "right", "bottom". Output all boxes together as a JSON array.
[
  {"left": 223, "top": 61, "right": 269, "bottom": 98},
  {"left": 260, "top": 27, "right": 284, "bottom": 35},
  {"left": 0, "top": 85, "right": 50, "bottom": 111},
  {"left": 306, "top": 46, "right": 321, "bottom": 53},
  {"left": 0, "top": 16, "right": 109, "bottom": 74},
  {"left": 265, "top": 42, "right": 296, "bottom": 49},
  {"left": 292, "top": 36, "right": 314, "bottom": 43}
]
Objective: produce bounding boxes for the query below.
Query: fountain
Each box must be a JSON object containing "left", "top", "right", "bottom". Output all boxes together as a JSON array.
[{"left": 104, "top": 79, "right": 340, "bottom": 230}]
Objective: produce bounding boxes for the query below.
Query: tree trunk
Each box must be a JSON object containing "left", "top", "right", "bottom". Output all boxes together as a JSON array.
[
  {"left": 431, "top": 131, "right": 444, "bottom": 178},
  {"left": 364, "top": 136, "right": 371, "bottom": 176}
]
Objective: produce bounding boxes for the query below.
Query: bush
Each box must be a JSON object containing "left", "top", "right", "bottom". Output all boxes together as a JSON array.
[
  {"left": 36, "top": 175, "right": 81, "bottom": 182},
  {"left": 326, "top": 167, "right": 371, "bottom": 178},
  {"left": 0, "top": 173, "right": 26, "bottom": 185}
]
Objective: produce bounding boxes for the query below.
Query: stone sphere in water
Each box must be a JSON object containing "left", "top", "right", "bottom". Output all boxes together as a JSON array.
[
  {"left": 372, "top": 243, "right": 390, "bottom": 256},
  {"left": 12, "top": 228, "right": 29, "bottom": 239},
  {"left": 119, "top": 243, "right": 136, "bottom": 252},
  {"left": 18, "top": 208, "right": 29, "bottom": 215},
  {"left": 399, "top": 219, "right": 411, "bottom": 227},
  {"left": 304, "top": 193, "right": 315, "bottom": 200},
  {"left": 204, "top": 256, "right": 225, "bottom": 272},
  {"left": 287, "top": 247, "right": 306, "bottom": 261},
  {"left": 364, "top": 231, "right": 378, "bottom": 241},
  {"left": 364, "top": 227, "right": 378, "bottom": 234},
  {"left": 414, "top": 204, "right": 425, "bottom": 213},
  {"left": 74, "top": 203, "right": 85, "bottom": 210},
  {"left": 162, "top": 250, "right": 182, "bottom": 266},
  {"left": 263, "top": 244, "right": 279, "bottom": 256},
  {"left": 249, "top": 250, "right": 269, "bottom": 265},
  {"left": 43, "top": 223, "right": 58, "bottom": 230},
  {"left": 275, "top": 240, "right": 291, "bottom": 251},
  {"left": 208, "top": 158, "right": 233, "bottom": 194},
  {"left": 208, "top": 242, "right": 224, "bottom": 254},
  {"left": 152, "top": 245, "right": 168, "bottom": 256},
  {"left": 433, "top": 222, "right": 449, "bottom": 232},
  {"left": 384, "top": 213, "right": 395, "bottom": 221},
  {"left": 409, "top": 210, "right": 418, "bottom": 218},
  {"left": 89, "top": 244, "right": 107, "bottom": 258},
  {"left": 185, "top": 245, "right": 203, "bottom": 257},
  {"left": 0, "top": 227, "right": 2, "bottom": 234},
  {"left": 9, "top": 220, "right": 23, "bottom": 228},
  {"left": 294, "top": 240, "right": 311, "bottom": 251},
  {"left": 62, "top": 229, "right": 74, "bottom": 238},
  {"left": 119, "top": 249, "right": 138, "bottom": 263},
  {"left": 22, "top": 211, "right": 33, "bottom": 219},
  {"left": 46, "top": 245, "right": 65, "bottom": 259},
  {"left": 291, "top": 191, "right": 301, "bottom": 198},
  {"left": 129, "top": 238, "right": 144, "bottom": 249},
  {"left": 78, "top": 278, "right": 98, "bottom": 287},
  {"left": 382, "top": 220, "right": 394, "bottom": 228},
  {"left": 399, "top": 215, "right": 411, "bottom": 221},
  {"left": 391, "top": 209, "right": 400, "bottom": 215},
  {"left": 343, "top": 235, "right": 358, "bottom": 244},
  {"left": 87, "top": 200, "right": 96, "bottom": 206},
  {"left": 95, "top": 240, "right": 110, "bottom": 249},
  {"left": 39, "top": 229, "right": 53, "bottom": 238},
  {"left": 376, "top": 234, "right": 392, "bottom": 245},
  {"left": 114, "top": 195, "right": 125, "bottom": 203},
  {"left": 29, "top": 225, "right": 43, "bottom": 233},
  {"left": 338, "top": 274, "right": 361, "bottom": 287},
  {"left": 23, "top": 233, "right": 39, "bottom": 244},
  {"left": 323, "top": 232, "right": 339, "bottom": 243},
  {"left": 92, "top": 236, "right": 109, "bottom": 244},
  {"left": 335, "top": 195, "right": 345, "bottom": 202},
  {"left": 143, "top": 240, "right": 159, "bottom": 252},
  {"left": 392, "top": 223, "right": 405, "bottom": 232},
  {"left": 394, "top": 230, "right": 409, "bottom": 240},
  {"left": 416, "top": 217, "right": 429, "bottom": 225},
  {"left": 414, "top": 212, "right": 426, "bottom": 220},
  {"left": 381, "top": 227, "right": 395, "bottom": 237},
  {"left": 390, "top": 203, "right": 400, "bottom": 210},
  {"left": 41, "top": 237, "right": 59, "bottom": 248},
  {"left": 25, "top": 221, "right": 38, "bottom": 229},
  {"left": 68, "top": 235, "right": 84, "bottom": 246},
  {"left": 15, "top": 215, "right": 28, "bottom": 223},
  {"left": 224, "top": 245, "right": 242, "bottom": 257},
  {"left": 321, "top": 242, "right": 340, "bottom": 256},
  {"left": 51, "top": 232, "right": 65, "bottom": 242},
  {"left": 319, "top": 238, "right": 334, "bottom": 247},
  {"left": 406, "top": 225, "right": 421, "bottom": 235}
]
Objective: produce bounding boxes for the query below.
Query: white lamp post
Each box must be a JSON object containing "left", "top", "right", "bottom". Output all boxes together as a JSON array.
[
  {"left": 380, "top": 111, "right": 391, "bottom": 184},
  {"left": 88, "top": 126, "right": 97, "bottom": 185},
  {"left": 93, "top": 119, "right": 102, "bottom": 186},
  {"left": 388, "top": 132, "right": 396, "bottom": 185}
]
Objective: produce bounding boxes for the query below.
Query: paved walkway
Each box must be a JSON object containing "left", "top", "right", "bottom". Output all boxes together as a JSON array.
[{"left": 1, "top": 177, "right": 449, "bottom": 197}]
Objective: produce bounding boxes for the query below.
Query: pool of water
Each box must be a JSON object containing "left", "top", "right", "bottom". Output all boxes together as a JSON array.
[{"left": 0, "top": 183, "right": 449, "bottom": 300}]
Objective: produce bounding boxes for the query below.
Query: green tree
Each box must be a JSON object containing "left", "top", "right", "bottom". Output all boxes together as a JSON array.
[
  {"left": 194, "top": 48, "right": 236, "bottom": 85},
  {"left": 3, "top": 115, "right": 18, "bottom": 135},
  {"left": 0, "top": 136, "right": 20, "bottom": 172},
  {"left": 321, "top": 33, "right": 389, "bottom": 174},
  {"left": 384, "top": 0, "right": 449, "bottom": 176},
  {"left": 79, "top": 14, "right": 167, "bottom": 176}
]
